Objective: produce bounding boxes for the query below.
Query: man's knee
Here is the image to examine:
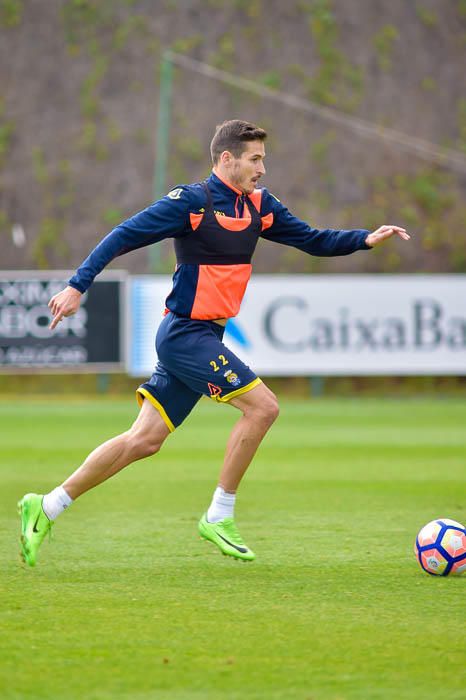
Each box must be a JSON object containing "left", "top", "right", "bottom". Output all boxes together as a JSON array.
[
  {"left": 249, "top": 391, "right": 280, "bottom": 427},
  {"left": 263, "top": 394, "right": 280, "bottom": 425},
  {"left": 126, "top": 428, "right": 165, "bottom": 459},
  {"left": 125, "top": 399, "right": 172, "bottom": 459},
  {"left": 231, "top": 382, "right": 279, "bottom": 428}
]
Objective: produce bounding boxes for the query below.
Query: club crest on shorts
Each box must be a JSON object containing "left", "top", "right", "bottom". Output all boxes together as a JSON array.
[{"left": 224, "top": 369, "right": 241, "bottom": 387}]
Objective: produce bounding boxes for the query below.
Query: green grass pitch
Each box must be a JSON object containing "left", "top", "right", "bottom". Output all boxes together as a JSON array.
[{"left": 1, "top": 396, "right": 465, "bottom": 700}]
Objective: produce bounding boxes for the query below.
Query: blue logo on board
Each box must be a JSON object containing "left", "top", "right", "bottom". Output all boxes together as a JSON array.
[{"left": 224, "top": 319, "right": 250, "bottom": 348}]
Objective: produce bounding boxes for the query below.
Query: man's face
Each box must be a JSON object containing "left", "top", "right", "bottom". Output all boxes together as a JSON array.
[{"left": 224, "top": 140, "right": 266, "bottom": 194}]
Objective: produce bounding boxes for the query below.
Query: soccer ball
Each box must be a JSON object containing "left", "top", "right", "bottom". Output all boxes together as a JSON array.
[{"left": 414, "top": 518, "right": 466, "bottom": 576}]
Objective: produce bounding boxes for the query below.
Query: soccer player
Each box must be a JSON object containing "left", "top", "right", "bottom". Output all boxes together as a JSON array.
[{"left": 18, "top": 119, "right": 409, "bottom": 566}]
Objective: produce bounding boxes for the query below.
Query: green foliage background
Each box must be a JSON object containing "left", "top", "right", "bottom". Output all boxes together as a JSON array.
[{"left": 0, "top": 0, "right": 465, "bottom": 272}]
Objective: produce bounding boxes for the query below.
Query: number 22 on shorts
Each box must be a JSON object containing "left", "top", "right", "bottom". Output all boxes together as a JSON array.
[{"left": 209, "top": 354, "right": 229, "bottom": 372}]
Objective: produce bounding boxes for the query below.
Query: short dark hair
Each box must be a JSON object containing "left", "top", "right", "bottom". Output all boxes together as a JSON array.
[{"left": 210, "top": 119, "right": 267, "bottom": 164}]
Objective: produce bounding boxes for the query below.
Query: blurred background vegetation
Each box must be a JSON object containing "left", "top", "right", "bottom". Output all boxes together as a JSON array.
[{"left": 1, "top": 0, "right": 465, "bottom": 275}]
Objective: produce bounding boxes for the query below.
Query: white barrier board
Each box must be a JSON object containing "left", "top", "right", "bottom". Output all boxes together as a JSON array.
[{"left": 128, "top": 275, "right": 466, "bottom": 376}]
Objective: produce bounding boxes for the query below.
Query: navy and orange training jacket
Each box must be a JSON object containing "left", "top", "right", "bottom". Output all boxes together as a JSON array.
[{"left": 68, "top": 171, "right": 371, "bottom": 320}]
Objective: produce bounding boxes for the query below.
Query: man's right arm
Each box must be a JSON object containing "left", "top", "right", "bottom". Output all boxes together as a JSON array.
[
  {"left": 48, "top": 185, "right": 202, "bottom": 329},
  {"left": 68, "top": 187, "right": 194, "bottom": 293}
]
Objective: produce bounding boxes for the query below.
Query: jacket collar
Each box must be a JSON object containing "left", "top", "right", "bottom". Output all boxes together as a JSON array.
[{"left": 210, "top": 170, "right": 243, "bottom": 196}]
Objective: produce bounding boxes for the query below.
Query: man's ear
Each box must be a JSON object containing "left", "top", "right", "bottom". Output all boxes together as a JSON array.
[{"left": 220, "top": 150, "right": 234, "bottom": 167}]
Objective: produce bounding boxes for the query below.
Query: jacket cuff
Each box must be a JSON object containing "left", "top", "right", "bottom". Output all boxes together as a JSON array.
[
  {"left": 68, "top": 278, "right": 86, "bottom": 294},
  {"left": 359, "top": 230, "right": 372, "bottom": 249}
]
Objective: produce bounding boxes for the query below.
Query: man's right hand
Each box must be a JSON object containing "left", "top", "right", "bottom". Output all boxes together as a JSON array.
[{"left": 48, "top": 286, "right": 82, "bottom": 330}]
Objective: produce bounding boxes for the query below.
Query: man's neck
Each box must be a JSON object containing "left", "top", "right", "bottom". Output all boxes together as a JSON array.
[{"left": 212, "top": 168, "right": 243, "bottom": 195}]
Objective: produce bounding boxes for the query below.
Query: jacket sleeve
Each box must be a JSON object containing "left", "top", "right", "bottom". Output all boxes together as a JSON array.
[
  {"left": 260, "top": 190, "right": 371, "bottom": 257},
  {"left": 68, "top": 186, "right": 195, "bottom": 293}
]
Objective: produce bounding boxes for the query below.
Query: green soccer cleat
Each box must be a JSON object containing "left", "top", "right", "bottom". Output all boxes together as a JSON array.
[
  {"left": 198, "top": 513, "right": 255, "bottom": 561},
  {"left": 18, "top": 493, "right": 52, "bottom": 567}
]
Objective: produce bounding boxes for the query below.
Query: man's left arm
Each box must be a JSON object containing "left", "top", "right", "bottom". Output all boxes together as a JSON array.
[{"left": 260, "top": 191, "right": 409, "bottom": 255}]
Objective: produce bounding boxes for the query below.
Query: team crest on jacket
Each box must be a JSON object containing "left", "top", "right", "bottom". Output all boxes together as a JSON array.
[
  {"left": 167, "top": 188, "right": 183, "bottom": 200},
  {"left": 224, "top": 369, "right": 241, "bottom": 387}
]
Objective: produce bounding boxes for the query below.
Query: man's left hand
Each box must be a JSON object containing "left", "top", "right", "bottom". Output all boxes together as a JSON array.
[{"left": 365, "top": 225, "right": 410, "bottom": 248}]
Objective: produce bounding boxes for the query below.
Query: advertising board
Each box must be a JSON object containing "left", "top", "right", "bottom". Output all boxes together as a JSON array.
[
  {"left": 0, "top": 271, "right": 126, "bottom": 371},
  {"left": 128, "top": 275, "right": 466, "bottom": 377}
]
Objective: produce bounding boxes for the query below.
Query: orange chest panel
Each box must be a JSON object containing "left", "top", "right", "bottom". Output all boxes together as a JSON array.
[
  {"left": 190, "top": 264, "right": 252, "bottom": 320},
  {"left": 167, "top": 183, "right": 274, "bottom": 320}
]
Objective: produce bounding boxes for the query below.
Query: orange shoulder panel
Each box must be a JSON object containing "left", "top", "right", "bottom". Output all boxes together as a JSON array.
[
  {"left": 190, "top": 212, "right": 204, "bottom": 231},
  {"left": 248, "top": 189, "right": 263, "bottom": 213},
  {"left": 261, "top": 212, "right": 274, "bottom": 231}
]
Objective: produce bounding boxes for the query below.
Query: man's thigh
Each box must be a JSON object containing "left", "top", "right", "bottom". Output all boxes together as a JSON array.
[
  {"left": 228, "top": 380, "right": 278, "bottom": 413},
  {"left": 137, "top": 362, "right": 202, "bottom": 432},
  {"left": 131, "top": 396, "right": 172, "bottom": 442}
]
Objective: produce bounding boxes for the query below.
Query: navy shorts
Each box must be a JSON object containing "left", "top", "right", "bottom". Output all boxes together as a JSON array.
[{"left": 136, "top": 313, "right": 261, "bottom": 431}]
